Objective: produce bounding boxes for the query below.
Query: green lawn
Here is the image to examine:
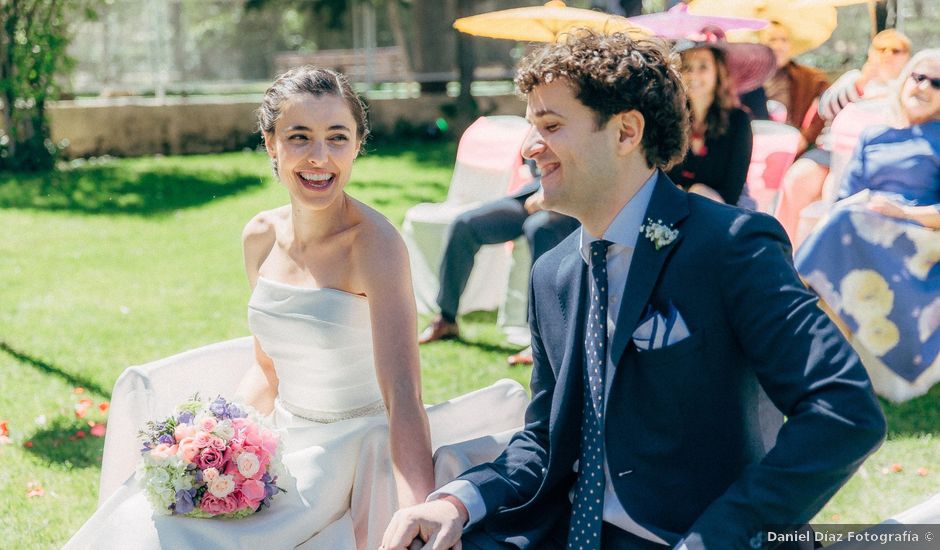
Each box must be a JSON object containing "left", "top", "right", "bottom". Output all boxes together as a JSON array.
[{"left": 1, "top": 143, "right": 937, "bottom": 548}]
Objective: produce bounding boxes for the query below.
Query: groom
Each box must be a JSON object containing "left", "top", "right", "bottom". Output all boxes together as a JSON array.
[{"left": 383, "top": 32, "right": 886, "bottom": 550}]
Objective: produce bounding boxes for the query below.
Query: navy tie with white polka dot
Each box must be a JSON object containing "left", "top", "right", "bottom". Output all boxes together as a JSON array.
[{"left": 567, "top": 239, "right": 612, "bottom": 550}]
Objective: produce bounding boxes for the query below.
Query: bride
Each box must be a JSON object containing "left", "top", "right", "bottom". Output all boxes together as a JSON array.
[{"left": 65, "top": 66, "right": 528, "bottom": 549}]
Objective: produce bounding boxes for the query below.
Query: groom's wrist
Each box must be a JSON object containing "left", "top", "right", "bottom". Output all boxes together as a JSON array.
[{"left": 441, "top": 495, "right": 470, "bottom": 526}]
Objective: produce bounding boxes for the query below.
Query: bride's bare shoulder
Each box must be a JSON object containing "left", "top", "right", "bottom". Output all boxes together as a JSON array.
[
  {"left": 348, "top": 199, "right": 408, "bottom": 269},
  {"left": 243, "top": 206, "right": 289, "bottom": 276}
]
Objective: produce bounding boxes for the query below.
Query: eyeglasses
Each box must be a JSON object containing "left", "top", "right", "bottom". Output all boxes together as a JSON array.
[
  {"left": 874, "top": 46, "right": 907, "bottom": 55},
  {"left": 910, "top": 72, "right": 940, "bottom": 91}
]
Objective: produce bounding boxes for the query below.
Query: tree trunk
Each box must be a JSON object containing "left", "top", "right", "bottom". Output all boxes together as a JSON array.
[
  {"left": 385, "top": 0, "right": 411, "bottom": 77},
  {"left": 411, "top": 0, "right": 454, "bottom": 92},
  {"left": 453, "top": 0, "right": 477, "bottom": 135}
]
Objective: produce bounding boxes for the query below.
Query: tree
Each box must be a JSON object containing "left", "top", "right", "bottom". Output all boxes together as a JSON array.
[{"left": 0, "top": 0, "right": 86, "bottom": 172}]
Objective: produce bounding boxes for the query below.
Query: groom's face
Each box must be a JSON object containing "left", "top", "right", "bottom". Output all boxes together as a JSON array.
[{"left": 522, "top": 79, "right": 622, "bottom": 221}]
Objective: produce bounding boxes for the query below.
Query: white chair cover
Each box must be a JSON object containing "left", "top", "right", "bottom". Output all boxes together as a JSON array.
[
  {"left": 98, "top": 337, "right": 254, "bottom": 505},
  {"left": 746, "top": 120, "right": 802, "bottom": 213},
  {"left": 404, "top": 115, "right": 534, "bottom": 321}
]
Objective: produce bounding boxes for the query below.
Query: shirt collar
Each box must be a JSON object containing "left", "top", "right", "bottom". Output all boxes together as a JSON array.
[{"left": 579, "top": 170, "right": 658, "bottom": 264}]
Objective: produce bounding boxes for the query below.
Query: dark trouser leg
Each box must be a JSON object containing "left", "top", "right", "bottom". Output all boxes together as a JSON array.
[
  {"left": 522, "top": 211, "right": 580, "bottom": 264},
  {"left": 460, "top": 530, "right": 516, "bottom": 550},
  {"left": 437, "top": 197, "right": 528, "bottom": 321}
]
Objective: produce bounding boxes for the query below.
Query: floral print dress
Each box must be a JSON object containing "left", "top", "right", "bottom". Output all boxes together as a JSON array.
[{"left": 795, "top": 121, "right": 940, "bottom": 402}]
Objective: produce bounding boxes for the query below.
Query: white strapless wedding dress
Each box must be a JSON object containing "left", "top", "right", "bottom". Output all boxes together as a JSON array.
[{"left": 65, "top": 277, "right": 528, "bottom": 549}]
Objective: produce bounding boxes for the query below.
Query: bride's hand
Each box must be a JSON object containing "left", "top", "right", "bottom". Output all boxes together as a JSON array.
[{"left": 381, "top": 498, "right": 466, "bottom": 550}]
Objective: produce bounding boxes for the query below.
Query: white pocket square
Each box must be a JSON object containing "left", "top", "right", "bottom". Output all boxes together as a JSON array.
[{"left": 631, "top": 303, "right": 690, "bottom": 351}]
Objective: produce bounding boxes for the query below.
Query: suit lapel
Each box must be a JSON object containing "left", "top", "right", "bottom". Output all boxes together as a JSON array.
[{"left": 609, "top": 173, "right": 690, "bottom": 366}]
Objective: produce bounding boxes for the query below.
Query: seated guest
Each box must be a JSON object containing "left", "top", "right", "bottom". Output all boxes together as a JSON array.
[
  {"left": 761, "top": 21, "right": 830, "bottom": 153},
  {"left": 795, "top": 49, "right": 940, "bottom": 402},
  {"left": 775, "top": 29, "right": 912, "bottom": 244},
  {"left": 668, "top": 27, "right": 776, "bottom": 205},
  {"left": 419, "top": 171, "right": 579, "bottom": 365}
]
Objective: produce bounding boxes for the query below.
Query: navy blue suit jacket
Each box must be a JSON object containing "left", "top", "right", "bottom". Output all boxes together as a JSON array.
[{"left": 459, "top": 172, "right": 886, "bottom": 549}]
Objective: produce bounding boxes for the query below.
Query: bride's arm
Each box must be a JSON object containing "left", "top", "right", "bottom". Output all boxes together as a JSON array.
[
  {"left": 235, "top": 212, "right": 280, "bottom": 415},
  {"left": 358, "top": 223, "right": 434, "bottom": 508},
  {"left": 234, "top": 340, "right": 279, "bottom": 416}
]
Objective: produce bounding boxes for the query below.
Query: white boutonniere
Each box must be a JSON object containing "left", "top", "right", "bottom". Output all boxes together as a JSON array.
[{"left": 640, "top": 218, "right": 678, "bottom": 250}]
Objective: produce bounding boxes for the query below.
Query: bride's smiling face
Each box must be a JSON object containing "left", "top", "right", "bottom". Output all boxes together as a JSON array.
[{"left": 264, "top": 92, "right": 361, "bottom": 210}]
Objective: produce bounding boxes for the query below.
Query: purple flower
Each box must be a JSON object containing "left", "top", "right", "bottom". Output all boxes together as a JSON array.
[
  {"left": 209, "top": 397, "right": 229, "bottom": 419},
  {"left": 174, "top": 489, "right": 195, "bottom": 514},
  {"left": 158, "top": 434, "right": 175, "bottom": 445},
  {"left": 226, "top": 402, "right": 245, "bottom": 419},
  {"left": 178, "top": 411, "right": 194, "bottom": 424},
  {"left": 263, "top": 476, "right": 279, "bottom": 499}
]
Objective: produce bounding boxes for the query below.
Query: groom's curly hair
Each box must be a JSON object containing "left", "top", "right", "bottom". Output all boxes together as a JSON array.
[{"left": 515, "top": 30, "right": 689, "bottom": 171}]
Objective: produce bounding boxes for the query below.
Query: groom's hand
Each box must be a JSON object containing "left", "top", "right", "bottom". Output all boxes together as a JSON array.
[{"left": 381, "top": 496, "right": 468, "bottom": 550}]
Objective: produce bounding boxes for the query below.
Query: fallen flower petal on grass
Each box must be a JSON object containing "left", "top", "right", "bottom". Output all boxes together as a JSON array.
[
  {"left": 23, "top": 441, "right": 33, "bottom": 448},
  {"left": 90, "top": 424, "right": 107, "bottom": 437},
  {"left": 98, "top": 402, "right": 109, "bottom": 412},
  {"left": 26, "top": 482, "right": 44, "bottom": 498},
  {"left": 72, "top": 387, "right": 85, "bottom": 394},
  {"left": 0, "top": 420, "right": 8, "bottom": 437},
  {"left": 34, "top": 415, "right": 46, "bottom": 426},
  {"left": 917, "top": 467, "right": 929, "bottom": 477},
  {"left": 0, "top": 435, "right": 11, "bottom": 445},
  {"left": 891, "top": 463, "right": 903, "bottom": 473}
]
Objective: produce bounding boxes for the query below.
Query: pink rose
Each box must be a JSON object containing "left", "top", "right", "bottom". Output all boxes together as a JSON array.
[
  {"left": 220, "top": 493, "right": 240, "bottom": 514},
  {"left": 208, "top": 436, "right": 226, "bottom": 451},
  {"left": 195, "top": 447, "right": 225, "bottom": 470},
  {"left": 237, "top": 492, "right": 260, "bottom": 513},
  {"left": 241, "top": 445, "right": 269, "bottom": 473},
  {"left": 199, "top": 494, "right": 230, "bottom": 516},
  {"left": 242, "top": 422, "right": 263, "bottom": 448},
  {"left": 174, "top": 424, "right": 197, "bottom": 441},
  {"left": 193, "top": 431, "right": 211, "bottom": 449},
  {"left": 240, "top": 479, "right": 266, "bottom": 502},
  {"left": 177, "top": 437, "right": 199, "bottom": 463},
  {"left": 235, "top": 451, "right": 261, "bottom": 478},
  {"left": 149, "top": 443, "right": 177, "bottom": 460},
  {"left": 260, "top": 429, "right": 279, "bottom": 456},
  {"left": 198, "top": 416, "right": 217, "bottom": 433},
  {"left": 207, "top": 474, "right": 236, "bottom": 498},
  {"left": 223, "top": 439, "right": 244, "bottom": 465}
]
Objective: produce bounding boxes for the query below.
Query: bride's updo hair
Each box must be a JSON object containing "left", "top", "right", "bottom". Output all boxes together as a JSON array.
[{"left": 258, "top": 66, "right": 370, "bottom": 143}]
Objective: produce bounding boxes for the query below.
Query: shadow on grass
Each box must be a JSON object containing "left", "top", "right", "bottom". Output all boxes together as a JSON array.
[
  {"left": 23, "top": 416, "right": 106, "bottom": 469},
  {"left": 0, "top": 341, "right": 110, "bottom": 396},
  {"left": 0, "top": 163, "right": 264, "bottom": 215},
  {"left": 881, "top": 382, "right": 940, "bottom": 438}
]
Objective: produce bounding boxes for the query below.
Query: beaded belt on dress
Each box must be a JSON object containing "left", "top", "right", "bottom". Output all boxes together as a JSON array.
[{"left": 278, "top": 398, "right": 387, "bottom": 423}]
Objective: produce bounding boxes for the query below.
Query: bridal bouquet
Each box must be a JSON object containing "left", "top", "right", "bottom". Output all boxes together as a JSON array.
[{"left": 137, "top": 395, "right": 284, "bottom": 518}]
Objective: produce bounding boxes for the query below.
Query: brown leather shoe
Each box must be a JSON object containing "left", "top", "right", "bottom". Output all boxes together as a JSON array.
[
  {"left": 507, "top": 346, "right": 533, "bottom": 366},
  {"left": 418, "top": 316, "right": 460, "bottom": 344}
]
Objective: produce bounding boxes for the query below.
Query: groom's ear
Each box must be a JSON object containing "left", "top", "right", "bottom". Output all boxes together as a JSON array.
[{"left": 615, "top": 110, "right": 645, "bottom": 157}]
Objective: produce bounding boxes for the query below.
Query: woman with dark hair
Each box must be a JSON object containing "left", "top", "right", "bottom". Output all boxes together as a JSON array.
[
  {"left": 64, "top": 66, "right": 528, "bottom": 550},
  {"left": 667, "top": 28, "right": 776, "bottom": 205}
]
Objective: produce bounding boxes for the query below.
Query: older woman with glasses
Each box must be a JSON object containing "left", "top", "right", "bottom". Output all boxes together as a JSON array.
[{"left": 795, "top": 49, "right": 940, "bottom": 403}]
